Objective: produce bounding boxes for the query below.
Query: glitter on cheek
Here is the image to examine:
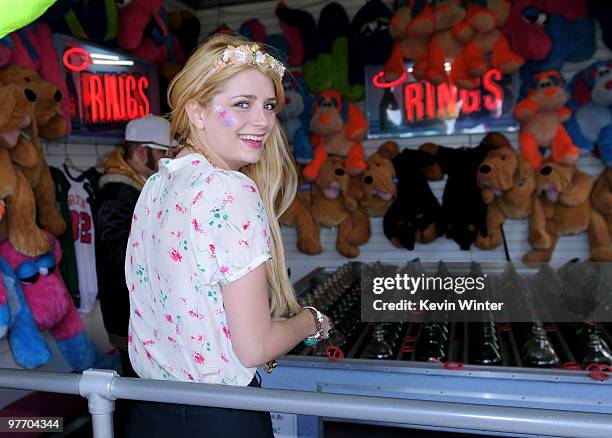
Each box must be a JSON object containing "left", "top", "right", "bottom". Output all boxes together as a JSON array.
[{"left": 214, "top": 105, "right": 235, "bottom": 127}]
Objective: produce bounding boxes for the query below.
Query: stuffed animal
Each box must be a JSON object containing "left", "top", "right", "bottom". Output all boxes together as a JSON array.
[
  {"left": 5, "top": 23, "right": 71, "bottom": 134},
  {"left": 303, "top": 89, "right": 368, "bottom": 182},
  {"left": 0, "top": 66, "right": 67, "bottom": 240},
  {"left": 40, "top": 0, "right": 118, "bottom": 45},
  {"left": 358, "top": 141, "right": 399, "bottom": 217},
  {"left": 474, "top": 132, "right": 550, "bottom": 250},
  {"left": 383, "top": 0, "right": 435, "bottom": 81},
  {"left": 117, "top": 0, "right": 184, "bottom": 80},
  {"left": 348, "top": 0, "right": 394, "bottom": 86},
  {"left": 591, "top": 168, "right": 612, "bottom": 238},
  {"left": 504, "top": 0, "right": 594, "bottom": 75},
  {"left": 425, "top": 139, "right": 493, "bottom": 250},
  {"left": 0, "top": 82, "right": 50, "bottom": 256},
  {"left": 2, "top": 65, "right": 67, "bottom": 140},
  {"left": 564, "top": 60, "right": 612, "bottom": 167},
  {"left": 279, "top": 75, "right": 314, "bottom": 164},
  {"left": 515, "top": 70, "right": 580, "bottom": 170},
  {"left": 0, "top": 255, "right": 52, "bottom": 368},
  {"left": 523, "top": 163, "right": 612, "bottom": 262},
  {"left": 383, "top": 144, "right": 445, "bottom": 250},
  {"left": 310, "top": 155, "right": 370, "bottom": 258},
  {"left": 454, "top": 0, "right": 524, "bottom": 89},
  {"left": 0, "top": 234, "right": 119, "bottom": 372},
  {"left": 412, "top": 0, "right": 473, "bottom": 86},
  {"left": 303, "top": 2, "right": 363, "bottom": 100},
  {"left": 279, "top": 165, "right": 322, "bottom": 255}
]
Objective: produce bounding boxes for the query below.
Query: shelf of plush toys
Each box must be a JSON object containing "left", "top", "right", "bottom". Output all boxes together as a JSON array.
[{"left": 286, "top": 261, "right": 612, "bottom": 374}]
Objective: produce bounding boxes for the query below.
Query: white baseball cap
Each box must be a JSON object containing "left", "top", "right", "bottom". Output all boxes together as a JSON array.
[{"left": 125, "top": 115, "right": 171, "bottom": 150}]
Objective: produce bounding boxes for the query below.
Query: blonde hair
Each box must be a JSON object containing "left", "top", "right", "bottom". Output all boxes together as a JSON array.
[{"left": 167, "top": 34, "right": 300, "bottom": 317}]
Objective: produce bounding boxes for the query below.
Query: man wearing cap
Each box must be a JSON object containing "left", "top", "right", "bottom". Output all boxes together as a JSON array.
[{"left": 96, "top": 115, "right": 170, "bottom": 377}]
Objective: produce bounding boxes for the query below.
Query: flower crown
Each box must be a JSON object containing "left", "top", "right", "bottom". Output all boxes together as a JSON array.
[{"left": 213, "top": 44, "right": 286, "bottom": 79}]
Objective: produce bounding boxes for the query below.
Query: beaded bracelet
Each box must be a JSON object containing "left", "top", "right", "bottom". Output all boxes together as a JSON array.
[{"left": 302, "top": 306, "right": 324, "bottom": 346}]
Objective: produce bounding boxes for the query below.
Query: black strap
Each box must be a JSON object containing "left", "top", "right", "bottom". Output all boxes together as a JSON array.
[{"left": 500, "top": 223, "right": 511, "bottom": 262}]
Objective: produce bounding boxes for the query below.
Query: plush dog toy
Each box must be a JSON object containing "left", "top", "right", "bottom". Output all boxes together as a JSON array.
[
  {"left": 474, "top": 132, "right": 550, "bottom": 250},
  {"left": 523, "top": 163, "right": 612, "bottom": 262},
  {"left": 279, "top": 165, "right": 322, "bottom": 255},
  {"left": 303, "top": 89, "right": 368, "bottom": 182},
  {"left": 564, "top": 60, "right": 612, "bottom": 167},
  {"left": 515, "top": 70, "right": 580, "bottom": 170},
  {"left": 0, "top": 66, "right": 67, "bottom": 241},
  {"left": 310, "top": 155, "right": 370, "bottom": 258},
  {"left": 591, "top": 168, "right": 612, "bottom": 239},
  {"left": 383, "top": 144, "right": 445, "bottom": 250},
  {"left": 279, "top": 76, "right": 314, "bottom": 164},
  {"left": 0, "top": 234, "right": 119, "bottom": 371},
  {"left": 0, "top": 82, "right": 50, "bottom": 256},
  {"left": 358, "top": 141, "right": 399, "bottom": 217},
  {"left": 0, "top": 255, "right": 52, "bottom": 368},
  {"left": 424, "top": 139, "right": 493, "bottom": 250}
]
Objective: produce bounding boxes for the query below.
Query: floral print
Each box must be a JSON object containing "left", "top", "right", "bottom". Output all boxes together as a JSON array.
[{"left": 126, "top": 153, "right": 271, "bottom": 385}]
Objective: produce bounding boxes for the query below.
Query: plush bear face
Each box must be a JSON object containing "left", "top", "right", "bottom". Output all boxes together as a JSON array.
[
  {"left": 477, "top": 146, "right": 519, "bottom": 195},
  {"left": 281, "top": 77, "right": 306, "bottom": 119},
  {"left": 434, "top": 0, "right": 466, "bottom": 30},
  {"left": 589, "top": 62, "right": 612, "bottom": 107},
  {"left": 0, "top": 65, "right": 66, "bottom": 140},
  {"left": 536, "top": 162, "right": 576, "bottom": 203},
  {"left": 0, "top": 83, "right": 37, "bottom": 148},
  {"left": 315, "top": 155, "right": 349, "bottom": 200}
]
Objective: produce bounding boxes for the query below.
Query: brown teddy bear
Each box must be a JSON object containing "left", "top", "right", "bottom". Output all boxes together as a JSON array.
[
  {"left": 355, "top": 141, "right": 399, "bottom": 217},
  {"left": 0, "top": 83, "right": 50, "bottom": 256},
  {"left": 302, "top": 89, "right": 368, "bottom": 182},
  {"left": 515, "top": 70, "right": 581, "bottom": 170},
  {"left": 475, "top": 132, "right": 550, "bottom": 250},
  {"left": 0, "top": 66, "right": 67, "bottom": 240},
  {"left": 523, "top": 163, "right": 612, "bottom": 262},
  {"left": 310, "top": 155, "right": 370, "bottom": 258},
  {"left": 279, "top": 163, "right": 322, "bottom": 255},
  {"left": 591, "top": 168, "right": 612, "bottom": 239}
]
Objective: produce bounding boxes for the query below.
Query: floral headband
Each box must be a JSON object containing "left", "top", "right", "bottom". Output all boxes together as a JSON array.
[{"left": 211, "top": 44, "right": 286, "bottom": 79}]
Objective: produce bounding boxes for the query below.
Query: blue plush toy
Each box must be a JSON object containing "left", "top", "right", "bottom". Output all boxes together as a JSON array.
[
  {"left": 565, "top": 60, "right": 612, "bottom": 167},
  {"left": 279, "top": 75, "right": 314, "bottom": 164},
  {"left": 519, "top": 12, "right": 595, "bottom": 96},
  {"left": 0, "top": 256, "right": 52, "bottom": 369}
]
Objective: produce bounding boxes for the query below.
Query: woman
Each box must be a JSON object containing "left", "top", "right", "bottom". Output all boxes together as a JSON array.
[{"left": 124, "top": 34, "right": 330, "bottom": 436}]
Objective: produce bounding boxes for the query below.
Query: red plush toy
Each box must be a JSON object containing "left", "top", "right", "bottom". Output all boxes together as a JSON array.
[
  {"left": 303, "top": 89, "right": 368, "bottom": 182},
  {"left": 515, "top": 70, "right": 580, "bottom": 169}
]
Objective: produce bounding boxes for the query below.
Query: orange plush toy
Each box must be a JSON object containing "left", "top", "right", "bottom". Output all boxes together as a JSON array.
[
  {"left": 454, "top": 0, "right": 524, "bottom": 89},
  {"left": 302, "top": 89, "right": 368, "bottom": 182},
  {"left": 515, "top": 70, "right": 580, "bottom": 170},
  {"left": 383, "top": 1, "right": 435, "bottom": 81}
]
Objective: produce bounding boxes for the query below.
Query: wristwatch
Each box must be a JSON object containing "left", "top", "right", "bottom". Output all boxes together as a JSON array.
[{"left": 302, "top": 306, "right": 324, "bottom": 345}]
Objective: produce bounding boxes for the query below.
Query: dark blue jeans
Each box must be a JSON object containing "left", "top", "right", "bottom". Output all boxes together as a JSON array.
[{"left": 125, "top": 374, "right": 274, "bottom": 438}]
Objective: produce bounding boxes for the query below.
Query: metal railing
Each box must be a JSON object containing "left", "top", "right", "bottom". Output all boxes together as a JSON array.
[{"left": 0, "top": 368, "right": 610, "bottom": 438}]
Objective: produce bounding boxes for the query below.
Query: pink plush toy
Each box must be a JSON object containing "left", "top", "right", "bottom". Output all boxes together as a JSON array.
[
  {"left": 0, "top": 233, "right": 117, "bottom": 371},
  {"left": 117, "top": 0, "right": 184, "bottom": 78},
  {"left": 6, "top": 23, "right": 71, "bottom": 135}
]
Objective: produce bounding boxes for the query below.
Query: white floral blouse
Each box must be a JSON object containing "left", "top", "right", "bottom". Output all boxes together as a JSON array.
[{"left": 126, "top": 153, "right": 271, "bottom": 385}]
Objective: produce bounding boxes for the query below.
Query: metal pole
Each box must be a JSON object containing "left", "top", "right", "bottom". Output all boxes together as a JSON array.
[
  {"left": 79, "top": 369, "right": 117, "bottom": 438},
  {"left": 0, "top": 369, "right": 80, "bottom": 393},
  {"left": 111, "top": 377, "right": 612, "bottom": 438}
]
